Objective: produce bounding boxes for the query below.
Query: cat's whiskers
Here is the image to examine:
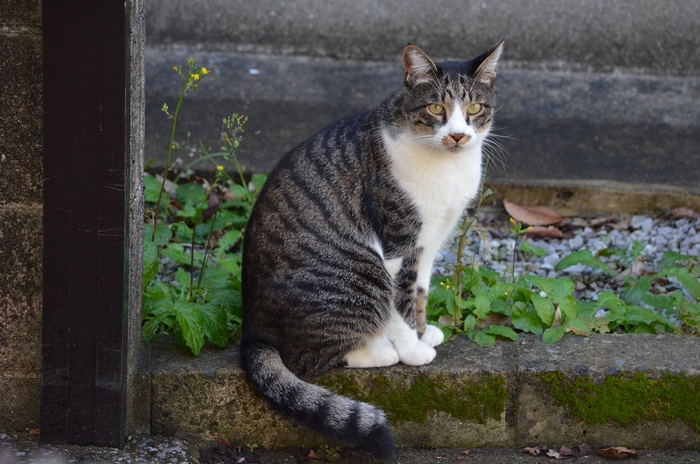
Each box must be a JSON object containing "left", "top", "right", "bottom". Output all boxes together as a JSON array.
[{"left": 482, "top": 134, "right": 510, "bottom": 173}]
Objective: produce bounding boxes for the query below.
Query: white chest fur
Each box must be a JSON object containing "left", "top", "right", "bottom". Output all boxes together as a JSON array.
[{"left": 382, "top": 129, "right": 484, "bottom": 255}]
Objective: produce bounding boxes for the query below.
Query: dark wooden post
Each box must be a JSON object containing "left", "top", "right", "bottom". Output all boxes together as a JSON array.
[{"left": 41, "top": 0, "right": 144, "bottom": 447}]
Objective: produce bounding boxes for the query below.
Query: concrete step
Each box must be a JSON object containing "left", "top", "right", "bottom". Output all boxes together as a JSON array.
[
  {"left": 150, "top": 334, "right": 700, "bottom": 451},
  {"left": 144, "top": 0, "right": 700, "bottom": 77},
  {"left": 145, "top": 48, "right": 700, "bottom": 201}
]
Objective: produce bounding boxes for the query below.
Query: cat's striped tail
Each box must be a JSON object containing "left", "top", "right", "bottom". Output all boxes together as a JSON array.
[{"left": 240, "top": 341, "right": 395, "bottom": 461}]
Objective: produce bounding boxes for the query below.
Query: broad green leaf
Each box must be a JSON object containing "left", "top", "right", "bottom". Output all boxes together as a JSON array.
[
  {"left": 558, "top": 295, "right": 579, "bottom": 319},
  {"left": 531, "top": 294, "right": 555, "bottom": 326},
  {"left": 577, "top": 301, "right": 599, "bottom": 319},
  {"left": 658, "top": 250, "right": 697, "bottom": 270},
  {"left": 597, "top": 292, "right": 628, "bottom": 323},
  {"left": 621, "top": 276, "right": 651, "bottom": 305},
  {"left": 206, "top": 209, "right": 249, "bottom": 232},
  {"left": 467, "top": 330, "right": 496, "bottom": 347},
  {"left": 490, "top": 299, "right": 512, "bottom": 315},
  {"left": 630, "top": 240, "right": 644, "bottom": 260},
  {"left": 479, "top": 268, "right": 501, "bottom": 287},
  {"left": 160, "top": 243, "right": 193, "bottom": 265},
  {"left": 216, "top": 229, "right": 243, "bottom": 254},
  {"left": 216, "top": 253, "right": 242, "bottom": 276},
  {"left": 144, "top": 175, "right": 163, "bottom": 203},
  {"left": 564, "top": 317, "right": 591, "bottom": 336},
  {"left": 484, "top": 325, "right": 518, "bottom": 341},
  {"left": 626, "top": 306, "right": 672, "bottom": 326},
  {"left": 542, "top": 327, "right": 565, "bottom": 344},
  {"left": 555, "top": 249, "right": 613, "bottom": 275},
  {"left": 641, "top": 293, "right": 676, "bottom": 311},
  {"left": 663, "top": 267, "right": 700, "bottom": 301},
  {"left": 629, "top": 323, "right": 656, "bottom": 334},
  {"left": 463, "top": 314, "right": 477, "bottom": 332},
  {"left": 525, "top": 275, "right": 575, "bottom": 304},
  {"left": 228, "top": 184, "right": 249, "bottom": 199},
  {"left": 176, "top": 182, "right": 207, "bottom": 205},
  {"left": 198, "top": 302, "right": 229, "bottom": 347},
  {"left": 472, "top": 287, "right": 492, "bottom": 319},
  {"left": 251, "top": 173, "right": 267, "bottom": 191},
  {"left": 511, "top": 306, "right": 545, "bottom": 335},
  {"left": 175, "top": 301, "right": 204, "bottom": 356},
  {"left": 175, "top": 267, "right": 191, "bottom": 291}
]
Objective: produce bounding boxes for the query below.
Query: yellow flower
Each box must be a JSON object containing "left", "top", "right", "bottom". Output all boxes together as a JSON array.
[
  {"left": 509, "top": 217, "right": 516, "bottom": 225},
  {"left": 201, "top": 67, "right": 210, "bottom": 75},
  {"left": 192, "top": 73, "right": 200, "bottom": 81},
  {"left": 216, "top": 165, "right": 224, "bottom": 171},
  {"left": 172, "top": 66, "right": 177, "bottom": 71},
  {"left": 445, "top": 285, "right": 451, "bottom": 289}
]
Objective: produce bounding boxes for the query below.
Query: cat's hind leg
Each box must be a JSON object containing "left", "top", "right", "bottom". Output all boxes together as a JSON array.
[{"left": 344, "top": 331, "right": 400, "bottom": 368}]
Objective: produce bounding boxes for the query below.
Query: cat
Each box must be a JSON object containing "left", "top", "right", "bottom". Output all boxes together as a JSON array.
[{"left": 240, "top": 40, "right": 504, "bottom": 460}]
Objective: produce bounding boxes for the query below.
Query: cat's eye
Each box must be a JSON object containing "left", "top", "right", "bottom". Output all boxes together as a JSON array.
[
  {"left": 427, "top": 104, "right": 445, "bottom": 115},
  {"left": 467, "top": 103, "right": 482, "bottom": 115}
]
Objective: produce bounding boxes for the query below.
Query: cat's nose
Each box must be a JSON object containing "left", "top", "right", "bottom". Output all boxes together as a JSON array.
[{"left": 450, "top": 133, "right": 470, "bottom": 143}]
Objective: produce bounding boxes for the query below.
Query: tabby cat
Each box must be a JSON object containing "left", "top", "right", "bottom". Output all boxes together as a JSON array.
[{"left": 241, "top": 41, "right": 504, "bottom": 460}]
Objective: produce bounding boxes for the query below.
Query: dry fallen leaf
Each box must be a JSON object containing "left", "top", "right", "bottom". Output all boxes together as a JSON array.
[
  {"left": 214, "top": 436, "right": 230, "bottom": 447},
  {"left": 597, "top": 446, "right": 644, "bottom": 460},
  {"left": 504, "top": 200, "right": 563, "bottom": 226},
  {"left": 307, "top": 449, "right": 319, "bottom": 460},
  {"left": 28, "top": 428, "right": 40, "bottom": 437},
  {"left": 524, "top": 226, "right": 564, "bottom": 238},
  {"left": 671, "top": 207, "right": 700, "bottom": 219},
  {"left": 546, "top": 449, "right": 563, "bottom": 459},
  {"left": 612, "top": 256, "right": 646, "bottom": 283},
  {"left": 523, "top": 446, "right": 545, "bottom": 456}
]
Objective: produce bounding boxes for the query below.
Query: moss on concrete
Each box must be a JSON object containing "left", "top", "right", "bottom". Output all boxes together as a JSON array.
[
  {"left": 541, "top": 371, "right": 700, "bottom": 432},
  {"left": 319, "top": 371, "right": 507, "bottom": 425}
]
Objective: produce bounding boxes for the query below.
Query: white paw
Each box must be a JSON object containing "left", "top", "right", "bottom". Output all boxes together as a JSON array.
[
  {"left": 421, "top": 324, "right": 445, "bottom": 348},
  {"left": 398, "top": 340, "right": 436, "bottom": 366},
  {"left": 376, "top": 343, "right": 401, "bottom": 366},
  {"left": 345, "top": 338, "right": 400, "bottom": 368}
]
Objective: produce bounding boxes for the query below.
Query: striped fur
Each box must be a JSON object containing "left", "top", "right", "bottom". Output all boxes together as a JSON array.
[{"left": 241, "top": 41, "right": 504, "bottom": 460}]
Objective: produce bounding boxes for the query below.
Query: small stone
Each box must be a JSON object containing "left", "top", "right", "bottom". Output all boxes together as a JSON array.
[
  {"left": 574, "top": 364, "right": 590, "bottom": 376},
  {"left": 201, "top": 368, "right": 215, "bottom": 379},
  {"left": 569, "top": 235, "right": 584, "bottom": 250}
]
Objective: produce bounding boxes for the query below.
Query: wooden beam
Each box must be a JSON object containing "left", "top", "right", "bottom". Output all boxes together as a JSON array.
[{"left": 41, "top": 0, "right": 130, "bottom": 447}]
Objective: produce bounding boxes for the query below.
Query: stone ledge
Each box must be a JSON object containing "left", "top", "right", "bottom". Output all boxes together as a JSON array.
[{"left": 150, "top": 334, "right": 700, "bottom": 450}]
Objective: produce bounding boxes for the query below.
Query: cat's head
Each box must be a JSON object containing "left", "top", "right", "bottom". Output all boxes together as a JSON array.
[{"left": 398, "top": 40, "right": 503, "bottom": 152}]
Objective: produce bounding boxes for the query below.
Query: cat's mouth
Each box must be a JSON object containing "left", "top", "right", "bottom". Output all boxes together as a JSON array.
[{"left": 441, "top": 134, "right": 472, "bottom": 151}]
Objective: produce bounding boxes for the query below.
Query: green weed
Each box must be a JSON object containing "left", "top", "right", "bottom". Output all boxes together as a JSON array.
[{"left": 142, "top": 59, "right": 266, "bottom": 355}]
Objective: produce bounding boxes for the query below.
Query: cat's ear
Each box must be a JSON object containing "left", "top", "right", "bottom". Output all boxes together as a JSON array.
[
  {"left": 403, "top": 44, "right": 438, "bottom": 88},
  {"left": 473, "top": 39, "right": 504, "bottom": 85}
]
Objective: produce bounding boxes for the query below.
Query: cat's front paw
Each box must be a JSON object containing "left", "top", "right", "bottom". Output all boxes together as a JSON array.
[
  {"left": 398, "top": 340, "right": 436, "bottom": 366},
  {"left": 421, "top": 324, "right": 445, "bottom": 348}
]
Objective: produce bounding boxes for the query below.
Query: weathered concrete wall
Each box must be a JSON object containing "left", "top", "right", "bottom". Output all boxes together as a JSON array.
[
  {"left": 0, "top": 0, "right": 43, "bottom": 432},
  {"left": 151, "top": 334, "right": 700, "bottom": 450}
]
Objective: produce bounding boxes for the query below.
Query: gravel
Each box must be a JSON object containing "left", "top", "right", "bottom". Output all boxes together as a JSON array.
[{"left": 0, "top": 434, "right": 198, "bottom": 464}]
